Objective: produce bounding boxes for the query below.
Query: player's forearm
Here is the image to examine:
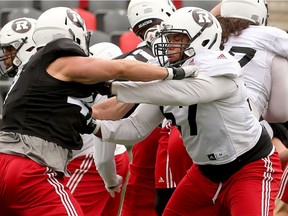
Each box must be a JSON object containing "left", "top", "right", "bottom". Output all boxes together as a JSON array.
[
  {"left": 92, "top": 96, "right": 134, "bottom": 120},
  {"left": 263, "top": 56, "right": 288, "bottom": 123},
  {"left": 112, "top": 75, "right": 237, "bottom": 106},
  {"left": 99, "top": 104, "right": 163, "bottom": 144}
]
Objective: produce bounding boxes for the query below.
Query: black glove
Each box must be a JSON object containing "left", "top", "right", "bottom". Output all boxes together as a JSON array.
[
  {"left": 85, "top": 117, "right": 100, "bottom": 134},
  {"left": 83, "top": 108, "right": 101, "bottom": 134},
  {"left": 95, "top": 81, "right": 113, "bottom": 96},
  {"left": 164, "top": 66, "right": 199, "bottom": 80}
]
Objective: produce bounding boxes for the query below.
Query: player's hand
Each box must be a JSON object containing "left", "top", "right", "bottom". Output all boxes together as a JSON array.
[
  {"left": 95, "top": 81, "right": 113, "bottom": 96},
  {"left": 164, "top": 65, "right": 199, "bottom": 80},
  {"left": 106, "top": 174, "right": 123, "bottom": 198},
  {"left": 84, "top": 112, "right": 101, "bottom": 134}
]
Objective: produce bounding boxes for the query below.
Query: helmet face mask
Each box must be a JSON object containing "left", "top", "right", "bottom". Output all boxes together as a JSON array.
[
  {"left": 154, "top": 29, "right": 192, "bottom": 67},
  {"left": 33, "top": 7, "right": 90, "bottom": 55},
  {"left": 154, "top": 7, "right": 222, "bottom": 66},
  {"left": 0, "top": 18, "right": 36, "bottom": 77}
]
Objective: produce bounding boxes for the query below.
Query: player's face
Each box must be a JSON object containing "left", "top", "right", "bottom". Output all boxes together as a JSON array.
[
  {"left": 166, "top": 33, "right": 189, "bottom": 64},
  {"left": 2, "top": 46, "right": 16, "bottom": 69}
]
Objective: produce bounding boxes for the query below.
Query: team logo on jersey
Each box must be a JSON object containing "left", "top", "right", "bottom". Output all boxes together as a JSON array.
[
  {"left": 217, "top": 53, "right": 227, "bottom": 59},
  {"left": 207, "top": 152, "right": 229, "bottom": 160},
  {"left": 207, "top": 154, "right": 217, "bottom": 160},
  {"left": 192, "top": 9, "right": 213, "bottom": 28},
  {"left": 66, "top": 8, "right": 85, "bottom": 30},
  {"left": 12, "top": 19, "right": 32, "bottom": 33}
]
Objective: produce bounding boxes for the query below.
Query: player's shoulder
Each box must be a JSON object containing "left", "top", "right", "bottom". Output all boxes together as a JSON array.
[
  {"left": 244, "top": 25, "right": 287, "bottom": 39},
  {"left": 195, "top": 49, "right": 241, "bottom": 78},
  {"left": 196, "top": 49, "right": 238, "bottom": 65},
  {"left": 43, "top": 38, "right": 87, "bottom": 57}
]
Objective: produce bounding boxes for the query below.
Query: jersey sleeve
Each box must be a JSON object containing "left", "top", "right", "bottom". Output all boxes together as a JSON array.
[
  {"left": 93, "top": 136, "right": 119, "bottom": 187},
  {"left": 263, "top": 56, "right": 288, "bottom": 122},
  {"left": 266, "top": 27, "right": 288, "bottom": 57},
  {"left": 112, "top": 74, "right": 238, "bottom": 106},
  {"left": 100, "top": 103, "right": 164, "bottom": 144}
]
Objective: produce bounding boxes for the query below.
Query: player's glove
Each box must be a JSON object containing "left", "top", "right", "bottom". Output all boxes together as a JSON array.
[
  {"left": 106, "top": 174, "right": 123, "bottom": 198},
  {"left": 84, "top": 115, "right": 101, "bottom": 135},
  {"left": 95, "top": 81, "right": 113, "bottom": 96},
  {"left": 164, "top": 65, "right": 199, "bottom": 80}
]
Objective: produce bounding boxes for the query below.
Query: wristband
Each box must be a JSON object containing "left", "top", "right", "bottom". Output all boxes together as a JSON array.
[
  {"left": 92, "top": 119, "right": 101, "bottom": 135},
  {"left": 165, "top": 68, "right": 174, "bottom": 80},
  {"left": 107, "top": 185, "right": 117, "bottom": 189},
  {"left": 164, "top": 67, "right": 185, "bottom": 80}
]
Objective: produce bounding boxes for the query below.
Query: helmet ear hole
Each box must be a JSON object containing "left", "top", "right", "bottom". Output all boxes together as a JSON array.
[
  {"left": 76, "top": 38, "right": 81, "bottom": 45},
  {"left": 202, "top": 40, "right": 209, "bottom": 47}
]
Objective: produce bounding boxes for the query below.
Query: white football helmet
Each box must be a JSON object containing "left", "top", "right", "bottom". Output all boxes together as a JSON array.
[
  {"left": 33, "top": 7, "right": 90, "bottom": 55},
  {"left": 90, "top": 42, "right": 123, "bottom": 60},
  {"left": 0, "top": 17, "right": 36, "bottom": 77},
  {"left": 127, "top": 0, "right": 176, "bottom": 38},
  {"left": 221, "top": 0, "right": 268, "bottom": 26},
  {"left": 154, "top": 7, "right": 222, "bottom": 66}
]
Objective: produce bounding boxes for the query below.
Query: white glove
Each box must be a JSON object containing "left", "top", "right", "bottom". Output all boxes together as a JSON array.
[
  {"left": 164, "top": 65, "right": 199, "bottom": 80},
  {"left": 105, "top": 174, "right": 123, "bottom": 198}
]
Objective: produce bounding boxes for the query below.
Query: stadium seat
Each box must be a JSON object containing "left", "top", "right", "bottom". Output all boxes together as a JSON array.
[
  {"left": 172, "top": 0, "right": 182, "bottom": 9},
  {"left": 88, "top": 0, "right": 128, "bottom": 12},
  {"left": 34, "top": 0, "right": 79, "bottom": 11},
  {"left": 89, "top": 30, "right": 111, "bottom": 46},
  {"left": 0, "top": 7, "right": 42, "bottom": 27},
  {"left": 117, "top": 31, "right": 141, "bottom": 53},
  {"left": 0, "top": 0, "right": 34, "bottom": 9},
  {"left": 79, "top": 0, "right": 88, "bottom": 10},
  {"left": 73, "top": 8, "right": 96, "bottom": 30},
  {"left": 101, "top": 9, "right": 130, "bottom": 34},
  {"left": 181, "top": 0, "right": 220, "bottom": 11}
]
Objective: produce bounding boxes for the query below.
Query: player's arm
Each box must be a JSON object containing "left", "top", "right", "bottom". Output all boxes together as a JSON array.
[
  {"left": 46, "top": 56, "right": 198, "bottom": 84},
  {"left": 98, "top": 103, "right": 164, "bottom": 145},
  {"left": 110, "top": 74, "right": 238, "bottom": 106},
  {"left": 263, "top": 56, "right": 288, "bottom": 122},
  {"left": 92, "top": 136, "right": 123, "bottom": 197},
  {"left": 92, "top": 96, "right": 135, "bottom": 120}
]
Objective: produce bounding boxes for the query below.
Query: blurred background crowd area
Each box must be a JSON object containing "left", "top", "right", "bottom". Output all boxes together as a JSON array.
[{"left": 0, "top": 0, "right": 287, "bottom": 54}]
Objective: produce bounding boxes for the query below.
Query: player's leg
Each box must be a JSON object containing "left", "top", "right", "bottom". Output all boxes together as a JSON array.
[
  {"left": 120, "top": 127, "right": 161, "bottom": 216},
  {"left": 221, "top": 151, "right": 282, "bottom": 216},
  {"left": 155, "top": 126, "right": 193, "bottom": 215},
  {"left": 274, "top": 163, "right": 288, "bottom": 216},
  {"left": 168, "top": 126, "right": 193, "bottom": 185},
  {"left": 155, "top": 126, "right": 176, "bottom": 215},
  {"left": 65, "top": 154, "right": 109, "bottom": 216},
  {"left": 163, "top": 164, "right": 221, "bottom": 216},
  {"left": 0, "top": 153, "right": 84, "bottom": 216}
]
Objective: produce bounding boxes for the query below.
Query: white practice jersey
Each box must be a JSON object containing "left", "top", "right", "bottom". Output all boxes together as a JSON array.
[
  {"left": 100, "top": 48, "right": 263, "bottom": 165},
  {"left": 221, "top": 25, "right": 288, "bottom": 121}
]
